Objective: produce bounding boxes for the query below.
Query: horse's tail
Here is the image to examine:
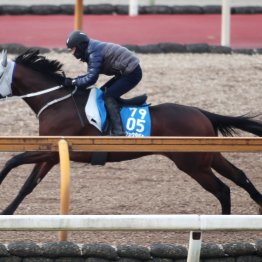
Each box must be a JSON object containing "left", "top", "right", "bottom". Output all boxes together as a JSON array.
[{"left": 199, "top": 109, "right": 262, "bottom": 137}]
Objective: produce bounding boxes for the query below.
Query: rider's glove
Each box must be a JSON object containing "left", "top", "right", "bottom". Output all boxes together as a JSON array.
[{"left": 63, "top": 78, "right": 76, "bottom": 88}]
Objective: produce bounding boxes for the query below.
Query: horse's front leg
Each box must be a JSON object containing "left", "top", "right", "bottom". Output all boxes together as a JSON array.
[
  {"left": 0, "top": 152, "right": 55, "bottom": 185},
  {"left": 1, "top": 160, "right": 57, "bottom": 215},
  {"left": 0, "top": 152, "right": 59, "bottom": 215}
]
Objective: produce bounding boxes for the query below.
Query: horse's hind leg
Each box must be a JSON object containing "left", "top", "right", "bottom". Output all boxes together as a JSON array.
[
  {"left": 187, "top": 168, "right": 231, "bottom": 214},
  {"left": 1, "top": 161, "right": 55, "bottom": 215},
  {"left": 168, "top": 153, "right": 231, "bottom": 214},
  {"left": 212, "top": 153, "right": 262, "bottom": 214}
]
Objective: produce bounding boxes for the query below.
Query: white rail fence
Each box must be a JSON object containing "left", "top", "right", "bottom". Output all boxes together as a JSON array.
[
  {"left": 1, "top": 215, "right": 262, "bottom": 262},
  {"left": 73, "top": 0, "right": 261, "bottom": 47},
  {"left": 1, "top": 214, "right": 261, "bottom": 231},
  {"left": 128, "top": 0, "right": 260, "bottom": 47}
]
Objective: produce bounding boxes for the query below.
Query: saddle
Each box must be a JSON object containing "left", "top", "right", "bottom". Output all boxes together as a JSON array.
[{"left": 116, "top": 94, "right": 147, "bottom": 106}]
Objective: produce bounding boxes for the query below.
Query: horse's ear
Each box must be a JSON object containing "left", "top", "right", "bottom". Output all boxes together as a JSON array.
[{"left": 1, "top": 49, "right": 7, "bottom": 67}]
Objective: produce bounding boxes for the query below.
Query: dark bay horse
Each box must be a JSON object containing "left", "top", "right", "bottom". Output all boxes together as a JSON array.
[{"left": 0, "top": 49, "right": 262, "bottom": 215}]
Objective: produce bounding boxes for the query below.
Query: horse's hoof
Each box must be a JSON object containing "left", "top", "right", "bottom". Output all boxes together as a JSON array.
[{"left": 1, "top": 208, "right": 14, "bottom": 215}]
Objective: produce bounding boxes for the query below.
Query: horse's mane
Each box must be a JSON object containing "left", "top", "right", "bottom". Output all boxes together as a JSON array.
[{"left": 15, "top": 49, "right": 65, "bottom": 81}]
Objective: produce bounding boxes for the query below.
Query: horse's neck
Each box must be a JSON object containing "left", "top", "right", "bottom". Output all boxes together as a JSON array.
[
  {"left": 13, "top": 65, "right": 63, "bottom": 114},
  {"left": 13, "top": 65, "right": 93, "bottom": 118},
  {"left": 14, "top": 66, "right": 56, "bottom": 93}
]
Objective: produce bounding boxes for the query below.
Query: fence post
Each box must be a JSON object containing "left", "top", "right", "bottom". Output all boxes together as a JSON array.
[
  {"left": 129, "top": 0, "right": 138, "bottom": 16},
  {"left": 58, "top": 139, "right": 71, "bottom": 241},
  {"left": 221, "top": 0, "right": 231, "bottom": 46},
  {"left": 187, "top": 231, "right": 202, "bottom": 262},
  {"left": 74, "top": 0, "right": 84, "bottom": 30}
]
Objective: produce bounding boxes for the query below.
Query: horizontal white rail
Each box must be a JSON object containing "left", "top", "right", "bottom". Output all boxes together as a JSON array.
[{"left": 0, "top": 215, "right": 261, "bottom": 231}]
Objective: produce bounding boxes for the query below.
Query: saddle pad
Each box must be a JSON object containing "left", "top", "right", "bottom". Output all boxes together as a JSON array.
[
  {"left": 120, "top": 106, "right": 151, "bottom": 137},
  {"left": 85, "top": 87, "right": 151, "bottom": 137},
  {"left": 85, "top": 88, "right": 104, "bottom": 131}
]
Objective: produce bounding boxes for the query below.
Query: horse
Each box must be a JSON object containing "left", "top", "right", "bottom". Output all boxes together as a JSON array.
[{"left": 0, "top": 49, "right": 262, "bottom": 216}]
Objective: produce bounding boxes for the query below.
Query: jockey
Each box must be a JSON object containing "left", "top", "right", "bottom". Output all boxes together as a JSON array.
[{"left": 64, "top": 30, "right": 142, "bottom": 136}]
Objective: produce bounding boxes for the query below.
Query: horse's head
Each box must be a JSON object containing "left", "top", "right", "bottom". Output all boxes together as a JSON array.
[
  {"left": 0, "top": 49, "right": 66, "bottom": 100},
  {"left": 0, "top": 50, "right": 15, "bottom": 98}
]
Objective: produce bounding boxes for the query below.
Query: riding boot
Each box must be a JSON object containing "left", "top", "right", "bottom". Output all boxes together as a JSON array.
[{"left": 104, "top": 96, "right": 126, "bottom": 136}]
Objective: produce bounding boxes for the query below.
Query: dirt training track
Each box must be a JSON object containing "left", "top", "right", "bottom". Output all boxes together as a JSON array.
[{"left": 0, "top": 52, "right": 261, "bottom": 245}]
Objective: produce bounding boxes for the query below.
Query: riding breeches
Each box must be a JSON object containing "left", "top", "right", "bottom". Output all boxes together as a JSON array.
[{"left": 103, "top": 65, "right": 142, "bottom": 98}]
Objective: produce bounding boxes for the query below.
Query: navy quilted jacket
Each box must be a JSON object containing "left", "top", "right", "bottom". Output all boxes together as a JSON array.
[{"left": 75, "top": 39, "right": 140, "bottom": 89}]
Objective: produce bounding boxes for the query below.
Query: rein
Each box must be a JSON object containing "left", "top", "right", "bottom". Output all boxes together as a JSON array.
[
  {"left": 17, "top": 85, "right": 63, "bottom": 99},
  {"left": 0, "top": 85, "right": 78, "bottom": 118},
  {"left": 36, "top": 86, "right": 77, "bottom": 118},
  {"left": 0, "top": 85, "right": 63, "bottom": 101}
]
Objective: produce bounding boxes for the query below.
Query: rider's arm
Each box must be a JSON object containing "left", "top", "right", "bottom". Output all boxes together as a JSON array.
[{"left": 74, "top": 48, "right": 103, "bottom": 89}]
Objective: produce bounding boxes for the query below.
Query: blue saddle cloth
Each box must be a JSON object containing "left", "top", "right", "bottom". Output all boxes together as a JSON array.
[{"left": 96, "top": 89, "right": 151, "bottom": 137}]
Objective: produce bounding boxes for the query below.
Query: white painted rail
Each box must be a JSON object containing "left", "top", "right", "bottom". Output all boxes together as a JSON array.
[
  {"left": 2, "top": 214, "right": 261, "bottom": 262},
  {"left": 0, "top": 215, "right": 261, "bottom": 231}
]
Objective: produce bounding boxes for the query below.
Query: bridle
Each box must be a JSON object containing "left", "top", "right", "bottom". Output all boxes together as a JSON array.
[
  {"left": 0, "top": 75, "right": 78, "bottom": 118},
  {"left": 0, "top": 50, "right": 79, "bottom": 119}
]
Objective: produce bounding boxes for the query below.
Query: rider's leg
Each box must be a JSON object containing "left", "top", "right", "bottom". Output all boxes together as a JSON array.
[
  {"left": 104, "top": 96, "right": 126, "bottom": 136},
  {"left": 105, "top": 65, "right": 142, "bottom": 97},
  {"left": 104, "top": 65, "right": 142, "bottom": 136}
]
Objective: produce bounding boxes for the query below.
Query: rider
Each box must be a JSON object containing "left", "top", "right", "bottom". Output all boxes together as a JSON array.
[{"left": 64, "top": 30, "right": 142, "bottom": 136}]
